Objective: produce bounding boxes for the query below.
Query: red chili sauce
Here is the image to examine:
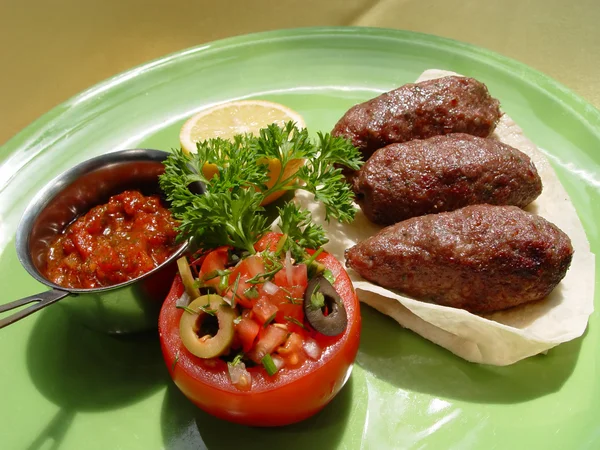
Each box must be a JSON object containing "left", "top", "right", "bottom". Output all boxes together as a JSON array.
[{"left": 44, "top": 190, "right": 179, "bottom": 289}]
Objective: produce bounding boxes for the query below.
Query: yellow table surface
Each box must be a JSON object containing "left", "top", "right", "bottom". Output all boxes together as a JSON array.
[{"left": 0, "top": 0, "right": 598, "bottom": 145}]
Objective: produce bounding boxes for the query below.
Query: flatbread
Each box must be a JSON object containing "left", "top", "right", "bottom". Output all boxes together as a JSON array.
[{"left": 295, "top": 69, "right": 595, "bottom": 365}]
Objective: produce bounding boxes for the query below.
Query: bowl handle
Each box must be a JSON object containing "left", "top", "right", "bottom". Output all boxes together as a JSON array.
[{"left": 0, "top": 289, "right": 70, "bottom": 329}]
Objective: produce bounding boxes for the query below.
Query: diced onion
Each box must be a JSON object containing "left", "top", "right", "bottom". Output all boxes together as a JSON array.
[
  {"left": 271, "top": 354, "right": 285, "bottom": 371},
  {"left": 222, "top": 294, "right": 233, "bottom": 307},
  {"left": 228, "top": 362, "right": 252, "bottom": 391},
  {"left": 285, "top": 250, "right": 293, "bottom": 285},
  {"left": 302, "top": 338, "right": 321, "bottom": 360},
  {"left": 176, "top": 291, "right": 191, "bottom": 308},
  {"left": 263, "top": 281, "right": 279, "bottom": 295}
]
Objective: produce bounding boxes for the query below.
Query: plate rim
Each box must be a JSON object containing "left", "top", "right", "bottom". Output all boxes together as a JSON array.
[{"left": 2, "top": 26, "right": 599, "bottom": 155}]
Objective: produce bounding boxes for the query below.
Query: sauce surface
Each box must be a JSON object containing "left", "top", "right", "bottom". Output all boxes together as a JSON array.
[{"left": 44, "top": 190, "right": 179, "bottom": 289}]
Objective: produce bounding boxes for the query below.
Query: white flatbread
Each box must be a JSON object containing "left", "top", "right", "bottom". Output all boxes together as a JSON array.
[{"left": 295, "top": 69, "right": 595, "bottom": 365}]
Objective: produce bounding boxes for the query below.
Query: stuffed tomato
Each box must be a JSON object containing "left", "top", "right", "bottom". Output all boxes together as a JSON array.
[{"left": 158, "top": 232, "right": 361, "bottom": 426}]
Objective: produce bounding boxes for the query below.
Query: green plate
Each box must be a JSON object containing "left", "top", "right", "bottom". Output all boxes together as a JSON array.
[{"left": 1, "top": 27, "right": 599, "bottom": 449}]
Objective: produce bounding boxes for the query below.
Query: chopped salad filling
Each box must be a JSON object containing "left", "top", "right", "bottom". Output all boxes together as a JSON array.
[{"left": 177, "top": 233, "right": 339, "bottom": 390}]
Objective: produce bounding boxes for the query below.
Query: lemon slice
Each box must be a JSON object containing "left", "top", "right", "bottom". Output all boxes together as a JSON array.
[
  {"left": 180, "top": 100, "right": 306, "bottom": 153},
  {"left": 179, "top": 100, "right": 306, "bottom": 205}
]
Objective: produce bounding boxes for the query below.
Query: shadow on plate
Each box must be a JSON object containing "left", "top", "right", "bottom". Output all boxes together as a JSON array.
[
  {"left": 26, "top": 306, "right": 168, "bottom": 412},
  {"left": 357, "top": 304, "right": 583, "bottom": 404},
  {"left": 24, "top": 409, "right": 75, "bottom": 450},
  {"left": 160, "top": 374, "right": 358, "bottom": 450}
]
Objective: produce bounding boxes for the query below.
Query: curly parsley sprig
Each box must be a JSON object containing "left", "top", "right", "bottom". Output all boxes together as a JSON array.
[
  {"left": 159, "top": 121, "right": 362, "bottom": 254},
  {"left": 276, "top": 202, "right": 327, "bottom": 261}
]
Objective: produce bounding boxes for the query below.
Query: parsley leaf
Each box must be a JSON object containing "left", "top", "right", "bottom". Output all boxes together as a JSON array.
[
  {"left": 322, "top": 269, "right": 336, "bottom": 285},
  {"left": 160, "top": 122, "right": 362, "bottom": 253},
  {"left": 231, "top": 352, "right": 244, "bottom": 366},
  {"left": 275, "top": 203, "right": 328, "bottom": 261},
  {"left": 277, "top": 202, "right": 327, "bottom": 250},
  {"left": 294, "top": 132, "right": 362, "bottom": 223},
  {"left": 244, "top": 286, "right": 259, "bottom": 299},
  {"left": 253, "top": 122, "right": 313, "bottom": 170},
  {"left": 285, "top": 316, "right": 307, "bottom": 330},
  {"left": 176, "top": 305, "right": 198, "bottom": 315},
  {"left": 311, "top": 290, "right": 325, "bottom": 310}
]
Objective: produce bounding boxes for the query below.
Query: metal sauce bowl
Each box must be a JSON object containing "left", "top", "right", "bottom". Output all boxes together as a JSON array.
[{"left": 0, "top": 149, "right": 188, "bottom": 333}]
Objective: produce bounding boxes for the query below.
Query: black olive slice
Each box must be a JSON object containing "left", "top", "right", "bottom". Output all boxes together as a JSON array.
[{"left": 304, "top": 275, "right": 348, "bottom": 336}]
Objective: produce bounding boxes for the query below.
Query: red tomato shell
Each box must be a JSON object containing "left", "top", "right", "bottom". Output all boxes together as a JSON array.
[{"left": 158, "top": 249, "right": 361, "bottom": 427}]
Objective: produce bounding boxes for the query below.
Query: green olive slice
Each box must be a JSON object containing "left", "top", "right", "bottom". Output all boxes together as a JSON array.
[
  {"left": 179, "top": 295, "right": 235, "bottom": 358},
  {"left": 177, "top": 256, "right": 200, "bottom": 300},
  {"left": 304, "top": 275, "right": 348, "bottom": 336}
]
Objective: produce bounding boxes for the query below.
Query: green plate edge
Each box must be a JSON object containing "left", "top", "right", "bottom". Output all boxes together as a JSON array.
[{"left": 2, "top": 27, "right": 599, "bottom": 160}]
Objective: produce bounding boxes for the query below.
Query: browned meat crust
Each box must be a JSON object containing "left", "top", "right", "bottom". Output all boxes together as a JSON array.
[
  {"left": 345, "top": 205, "right": 573, "bottom": 313},
  {"left": 354, "top": 134, "right": 542, "bottom": 225},
  {"left": 332, "top": 76, "right": 502, "bottom": 160}
]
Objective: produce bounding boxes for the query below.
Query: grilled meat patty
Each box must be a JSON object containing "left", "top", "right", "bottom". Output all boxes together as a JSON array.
[
  {"left": 354, "top": 133, "right": 542, "bottom": 225},
  {"left": 345, "top": 205, "right": 573, "bottom": 314},
  {"left": 332, "top": 76, "right": 502, "bottom": 161}
]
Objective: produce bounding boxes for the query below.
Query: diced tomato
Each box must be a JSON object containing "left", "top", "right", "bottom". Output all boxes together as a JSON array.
[
  {"left": 279, "top": 304, "right": 305, "bottom": 333},
  {"left": 277, "top": 332, "right": 305, "bottom": 368},
  {"left": 230, "top": 332, "right": 242, "bottom": 351},
  {"left": 273, "top": 266, "right": 287, "bottom": 287},
  {"left": 254, "top": 232, "right": 281, "bottom": 252},
  {"left": 224, "top": 275, "right": 254, "bottom": 308},
  {"left": 229, "top": 255, "right": 264, "bottom": 282},
  {"left": 189, "top": 251, "right": 209, "bottom": 270},
  {"left": 274, "top": 263, "right": 308, "bottom": 289},
  {"left": 267, "top": 285, "right": 305, "bottom": 331},
  {"left": 248, "top": 324, "right": 288, "bottom": 363},
  {"left": 235, "top": 317, "right": 260, "bottom": 353},
  {"left": 240, "top": 255, "right": 265, "bottom": 279},
  {"left": 289, "top": 263, "right": 308, "bottom": 288},
  {"left": 198, "top": 246, "right": 229, "bottom": 289},
  {"left": 252, "top": 297, "right": 278, "bottom": 324},
  {"left": 224, "top": 254, "right": 265, "bottom": 308}
]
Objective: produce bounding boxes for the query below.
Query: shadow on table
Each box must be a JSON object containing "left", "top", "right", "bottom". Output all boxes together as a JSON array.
[
  {"left": 357, "top": 304, "right": 584, "bottom": 404},
  {"left": 25, "top": 306, "right": 169, "bottom": 449},
  {"left": 160, "top": 375, "right": 357, "bottom": 450}
]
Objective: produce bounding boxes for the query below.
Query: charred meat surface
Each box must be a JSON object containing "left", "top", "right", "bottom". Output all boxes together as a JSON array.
[
  {"left": 332, "top": 76, "right": 502, "bottom": 160},
  {"left": 345, "top": 205, "right": 573, "bottom": 313},
  {"left": 354, "top": 133, "right": 542, "bottom": 225}
]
